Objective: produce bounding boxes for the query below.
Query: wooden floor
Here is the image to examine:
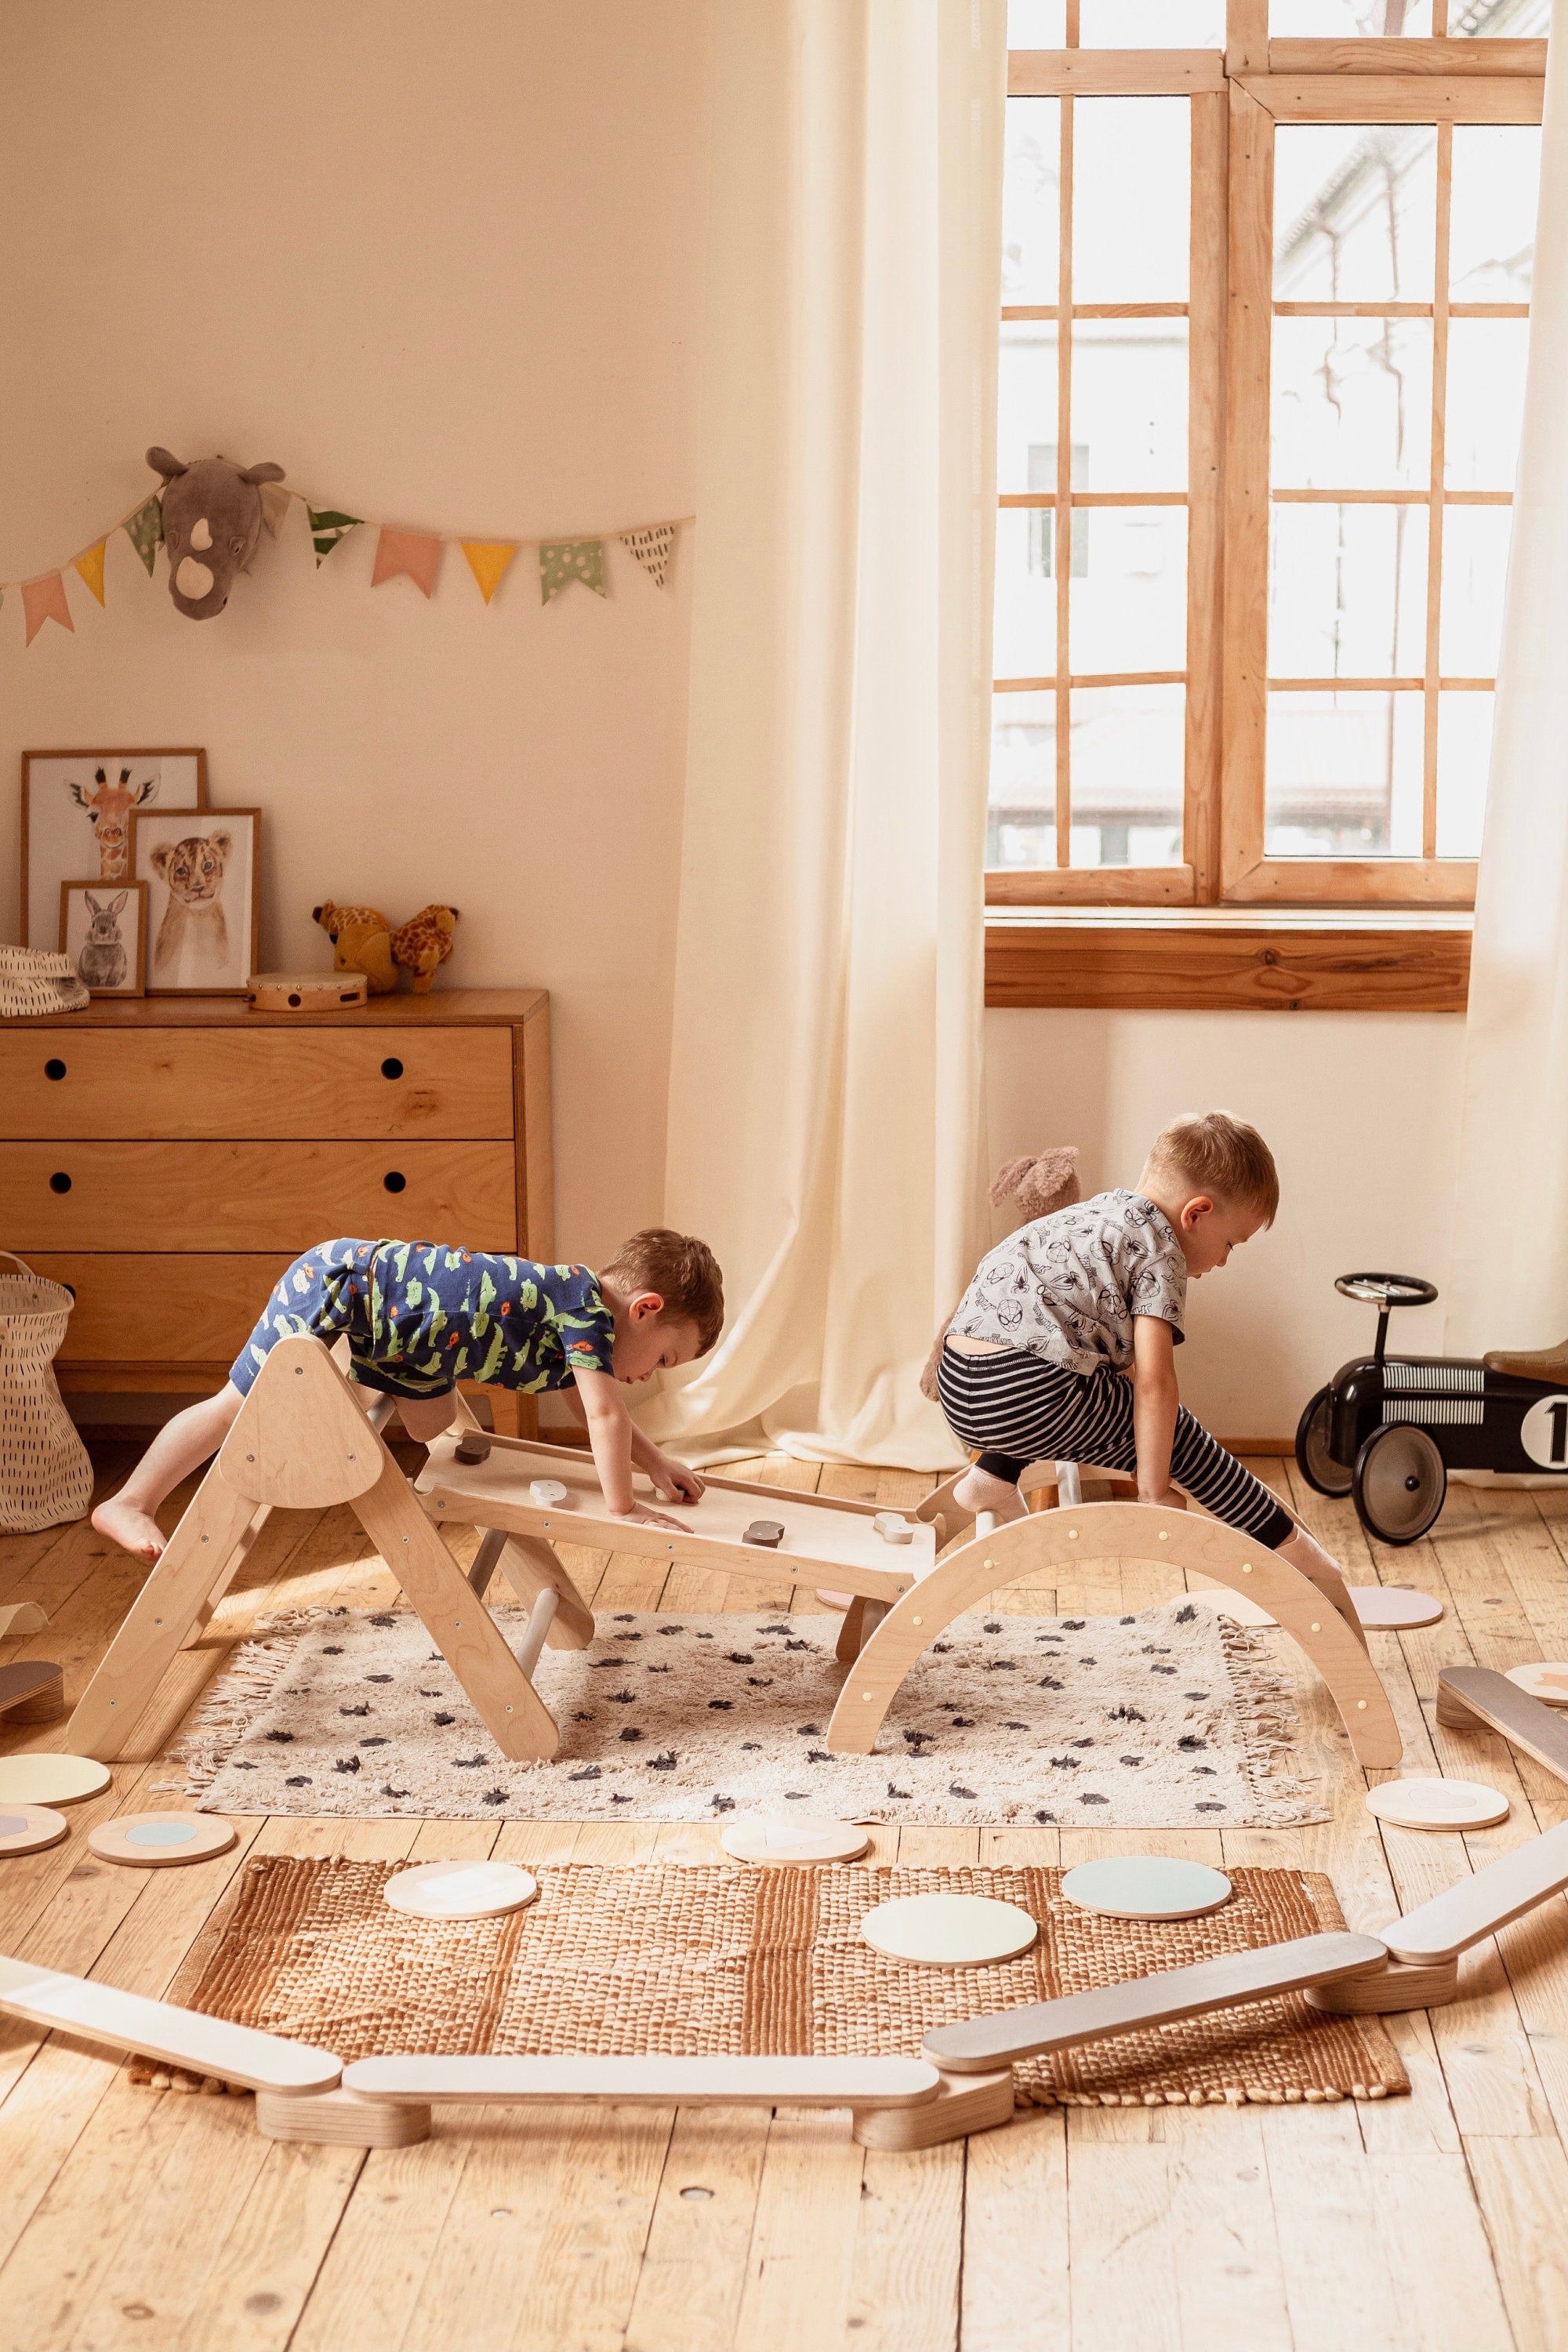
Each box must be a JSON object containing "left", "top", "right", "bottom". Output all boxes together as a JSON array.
[{"left": 1, "top": 1444, "right": 1564, "bottom": 2352}]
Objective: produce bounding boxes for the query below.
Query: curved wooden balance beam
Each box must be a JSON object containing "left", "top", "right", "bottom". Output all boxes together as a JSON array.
[
  {"left": 824, "top": 1501, "right": 1403, "bottom": 1769},
  {"left": 257, "top": 2054, "right": 1016, "bottom": 2152},
  {"left": 67, "top": 1337, "right": 559, "bottom": 1764}
]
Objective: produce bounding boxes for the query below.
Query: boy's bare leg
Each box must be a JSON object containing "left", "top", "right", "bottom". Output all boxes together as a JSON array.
[
  {"left": 390, "top": 1392, "right": 458, "bottom": 1443},
  {"left": 91, "top": 1384, "right": 247, "bottom": 1563},
  {"left": 952, "top": 1465, "right": 1029, "bottom": 1524},
  {"left": 1276, "top": 1523, "right": 1367, "bottom": 1649}
]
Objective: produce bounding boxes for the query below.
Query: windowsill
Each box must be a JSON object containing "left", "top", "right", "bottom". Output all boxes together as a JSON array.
[{"left": 984, "top": 906, "right": 1472, "bottom": 1011}]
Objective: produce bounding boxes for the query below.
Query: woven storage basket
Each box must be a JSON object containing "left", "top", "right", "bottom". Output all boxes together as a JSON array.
[
  {"left": 0, "top": 1254, "right": 93, "bottom": 1532},
  {"left": 0, "top": 945, "right": 89, "bottom": 1017}
]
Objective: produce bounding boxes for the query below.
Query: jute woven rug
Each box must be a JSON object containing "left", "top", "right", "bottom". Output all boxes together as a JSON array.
[
  {"left": 176, "top": 1602, "right": 1326, "bottom": 1828},
  {"left": 136, "top": 1855, "right": 1405, "bottom": 2107}
]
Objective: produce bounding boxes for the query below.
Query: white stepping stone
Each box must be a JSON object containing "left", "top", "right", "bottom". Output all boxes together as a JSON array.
[
  {"left": 721, "top": 1817, "right": 870, "bottom": 1865},
  {"left": 861, "top": 1893, "right": 1038, "bottom": 1968},
  {"left": 1366, "top": 1777, "right": 1510, "bottom": 1831},
  {"left": 1061, "top": 1856, "right": 1232, "bottom": 1922},
  {"left": 383, "top": 1860, "right": 540, "bottom": 1921}
]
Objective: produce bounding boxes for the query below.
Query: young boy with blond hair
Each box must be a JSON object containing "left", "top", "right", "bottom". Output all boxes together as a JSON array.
[
  {"left": 936, "top": 1112, "right": 1359, "bottom": 1628},
  {"left": 93, "top": 1228, "right": 724, "bottom": 1563}
]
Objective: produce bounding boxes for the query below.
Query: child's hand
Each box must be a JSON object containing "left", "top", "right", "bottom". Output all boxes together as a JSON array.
[
  {"left": 611, "top": 1502, "right": 689, "bottom": 1534},
  {"left": 649, "top": 1452, "right": 704, "bottom": 1504}
]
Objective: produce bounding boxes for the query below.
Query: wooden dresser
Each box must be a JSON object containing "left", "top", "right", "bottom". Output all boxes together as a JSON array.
[{"left": 0, "top": 989, "right": 552, "bottom": 1436}]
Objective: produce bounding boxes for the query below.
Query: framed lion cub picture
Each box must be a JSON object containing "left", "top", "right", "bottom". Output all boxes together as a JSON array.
[{"left": 130, "top": 807, "right": 261, "bottom": 996}]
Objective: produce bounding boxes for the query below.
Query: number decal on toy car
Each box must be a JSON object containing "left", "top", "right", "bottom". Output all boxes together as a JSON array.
[{"left": 1520, "top": 1395, "right": 1568, "bottom": 1471}]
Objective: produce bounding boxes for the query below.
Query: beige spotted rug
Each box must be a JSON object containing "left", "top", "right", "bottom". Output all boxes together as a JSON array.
[{"left": 176, "top": 1601, "right": 1326, "bottom": 1828}]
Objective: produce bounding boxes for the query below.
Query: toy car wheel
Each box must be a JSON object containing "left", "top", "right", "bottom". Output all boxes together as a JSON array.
[
  {"left": 1353, "top": 1424, "right": 1446, "bottom": 1546},
  {"left": 1296, "top": 1387, "right": 1353, "bottom": 1497}
]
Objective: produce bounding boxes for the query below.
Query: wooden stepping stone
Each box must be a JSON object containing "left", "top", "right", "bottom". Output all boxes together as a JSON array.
[
  {"left": 88, "top": 1814, "right": 237, "bottom": 1868},
  {"left": 1061, "top": 1856, "right": 1232, "bottom": 1922},
  {"left": 0, "top": 1662, "right": 65, "bottom": 1726},
  {"left": 1367, "top": 1777, "right": 1509, "bottom": 1831},
  {"left": 0, "top": 1806, "right": 68, "bottom": 1858},
  {"left": 0, "top": 1603, "right": 48, "bottom": 1642},
  {"left": 720, "top": 1817, "right": 870, "bottom": 1865},
  {"left": 861, "top": 1893, "right": 1038, "bottom": 1968},
  {"left": 383, "top": 1860, "right": 539, "bottom": 1920},
  {"left": 0, "top": 1754, "right": 111, "bottom": 1807},
  {"left": 1348, "top": 1588, "right": 1443, "bottom": 1630},
  {"left": 1504, "top": 1662, "right": 1568, "bottom": 1708}
]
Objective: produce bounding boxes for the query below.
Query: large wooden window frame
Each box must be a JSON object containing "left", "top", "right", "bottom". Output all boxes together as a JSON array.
[{"left": 993, "top": 4, "right": 1545, "bottom": 916}]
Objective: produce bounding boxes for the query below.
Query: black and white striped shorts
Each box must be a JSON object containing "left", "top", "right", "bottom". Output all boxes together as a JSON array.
[{"left": 936, "top": 1342, "right": 1294, "bottom": 1548}]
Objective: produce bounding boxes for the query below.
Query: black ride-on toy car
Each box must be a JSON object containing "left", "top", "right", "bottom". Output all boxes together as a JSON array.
[{"left": 1296, "top": 1273, "right": 1568, "bottom": 1546}]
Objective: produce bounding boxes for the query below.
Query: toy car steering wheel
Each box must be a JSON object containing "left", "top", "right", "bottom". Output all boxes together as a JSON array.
[{"left": 1335, "top": 1272, "right": 1439, "bottom": 1308}]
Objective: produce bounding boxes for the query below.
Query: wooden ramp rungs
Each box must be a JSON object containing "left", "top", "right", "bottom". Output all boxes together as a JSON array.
[
  {"left": 1435, "top": 1666, "right": 1568, "bottom": 1784},
  {"left": 1382, "top": 1820, "right": 1568, "bottom": 1966},
  {"left": 922, "top": 1932, "right": 1388, "bottom": 2073},
  {"left": 0, "top": 1954, "right": 342, "bottom": 2094},
  {"left": 343, "top": 2054, "right": 942, "bottom": 2107}
]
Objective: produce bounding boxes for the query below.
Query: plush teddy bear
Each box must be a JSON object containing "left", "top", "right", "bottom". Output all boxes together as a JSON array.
[
  {"left": 313, "top": 901, "right": 397, "bottom": 995},
  {"left": 390, "top": 904, "right": 459, "bottom": 993},
  {"left": 918, "top": 1146, "right": 1082, "bottom": 1402}
]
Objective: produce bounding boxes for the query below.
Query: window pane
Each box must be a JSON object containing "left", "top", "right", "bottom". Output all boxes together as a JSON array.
[
  {"left": 1450, "top": 126, "right": 1541, "bottom": 300},
  {"left": 1073, "top": 100, "right": 1189, "bottom": 304},
  {"left": 1079, "top": 0, "right": 1224, "bottom": 39},
  {"left": 1071, "top": 508, "right": 1188, "bottom": 673},
  {"left": 1439, "top": 505, "right": 1512, "bottom": 677},
  {"left": 1446, "top": 320, "right": 1529, "bottom": 491},
  {"left": 1004, "top": 100, "right": 1061, "bottom": 307},
  {"left": 1265, "top": 690, "right": 1423, "bottom": 856},
  {"left": 1272, "top": 316, "right": 1432, "bottom": 488},
  {"left": 1274, "top": 125, "right": 1436, "bottom": 304},
  {"left": 1437, "top": 692, "right": 1493, "bottom": 858},
  {"left": 1270, "top": 1, "right": 1439, "bottom": 31},
  {"left": 1070, "top": 684, "right": 1184, "bottom": 867},
  {"left": 1007, "top": 0, "right": 1066, "bottom": 42},
  {"left": 993, "top": 507, "right": 1057, "bottom": 681},
  {"left": 1070, "top": 321, "right": 1188, "bottom": 491},
  {"left": 998, "top": 321, "right": 1058, "bottom": 493},
  {"left": 990, "top": 690, "right": 1057, "bottom": 869},
  {"left": 1269, "top": 503, "right": 1427, "bottom": 677}
]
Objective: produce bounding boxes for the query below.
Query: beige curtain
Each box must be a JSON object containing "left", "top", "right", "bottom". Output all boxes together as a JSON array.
[
  {"left": 1445, "top": 0, "right": 1568, "bottom": 1356},
  {"left": 644, "top": 0, "right": 1005, "bottom": 1468}
]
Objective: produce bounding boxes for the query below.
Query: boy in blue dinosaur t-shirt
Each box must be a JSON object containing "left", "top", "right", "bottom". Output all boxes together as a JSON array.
[{"left": 93, "top": 1227, "right": 724, "bottom": 1563}]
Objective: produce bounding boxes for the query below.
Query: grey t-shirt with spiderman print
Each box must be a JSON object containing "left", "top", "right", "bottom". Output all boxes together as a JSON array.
[{"left": 947, "top": 1189, "right": 1187, "bottom": 1376}]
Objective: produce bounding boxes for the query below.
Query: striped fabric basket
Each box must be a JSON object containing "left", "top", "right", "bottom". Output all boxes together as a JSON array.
[{"left": 0, "top": 1254, "right": 93, "bottom": 1532}]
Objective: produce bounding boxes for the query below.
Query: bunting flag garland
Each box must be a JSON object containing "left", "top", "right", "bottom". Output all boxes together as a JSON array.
[
  {"left": 124, "top": 495, "right": 163, "bottom": 576},
  {"left": 2, "top": 477, "right": 688, "bottom": 646},
  {"left": 372, "top": 527, "right": 443, "bottom": 597},
  {"left": 460, "top": 539, "right": 519, "bottom": 605},
  {"left": 308, "top": 504, "right": 362, "bottom": 566},
  {"left": 619, "top": 523, "right": 677, "bottom": 591},
  {"left": 22, "top": 573, "right": 74, "bottom": 646},
  {"left": 539, "top": 539, "right": 605, "bottom": 604},
  {"left": 73, "top": 540, "right": 107, "bottom": 606}
]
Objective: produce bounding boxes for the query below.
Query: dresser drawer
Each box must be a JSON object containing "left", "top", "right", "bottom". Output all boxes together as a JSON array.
[
  {"left": 0, "top": 1142, "right": 517, "bottom": 1253},
  {"left": 31, "top": 1254, "right": 294, "bottom": 1365},
  {"left": 0, "top": 1028, "right": 514, "bottom": 1139}
]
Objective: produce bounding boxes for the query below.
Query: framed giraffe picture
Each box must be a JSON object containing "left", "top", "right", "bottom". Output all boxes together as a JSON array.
[{"left": 20, "top": 747, "right": 207, "bottom": 947}]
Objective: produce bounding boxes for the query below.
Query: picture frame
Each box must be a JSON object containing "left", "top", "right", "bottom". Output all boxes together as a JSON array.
[
  {"left": 130, "top": 807, "right": 261, "bottom": 997},
  {"left": 59, "top": 880, "right": 148, "bottom": 998},
  {"left": 20, "top": 748, "right": 207, "bottom": 948}
]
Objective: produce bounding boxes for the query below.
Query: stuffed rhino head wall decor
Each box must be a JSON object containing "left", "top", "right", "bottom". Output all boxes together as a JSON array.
[{"left": 146, "top": 447, "right": 288, "bottom": 619}]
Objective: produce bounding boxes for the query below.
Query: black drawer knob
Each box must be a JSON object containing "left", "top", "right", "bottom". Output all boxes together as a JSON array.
[
  {"left": 49, "top": 1171, "right": 72, "bottom": 1194},
  {"left": 45, "top": 1058, "right": 67, "bottom": 1081},
  {"left": 383, "top": 1170, "right": 407, "bottom": 1193},
  {"left": 381, "top": 1056, "right": 405, "bottom": 1080}
]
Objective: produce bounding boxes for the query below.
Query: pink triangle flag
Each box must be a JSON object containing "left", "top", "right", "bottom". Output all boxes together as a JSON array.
[
  {"left": 22, "top": 572, "right": 74, "bottom": 647},
  {"left": 371, "top": 528, "right": 444, "bottom": 597}
]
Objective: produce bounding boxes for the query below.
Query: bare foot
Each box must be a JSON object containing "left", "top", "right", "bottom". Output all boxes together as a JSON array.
[
  {"left": 1276, "top": 1526, "right": 1366, "bottom": 1649},
  {"left": 953, "top": 1466, "right": 1029, "bottom": 1524},
  {"left": 92, "top": 1495, "right": 167, "bottom": 1563}
]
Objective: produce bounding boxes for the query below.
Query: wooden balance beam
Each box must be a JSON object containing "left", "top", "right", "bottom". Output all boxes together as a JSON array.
[
  {"left": 1434, "top": 1666, "right": 1568, "bottom": 1785},
  {"left": 0, "top": 1953, "right": 340, "bottom": 2094},
  {"left": 66, "top": 1337, "right": 564, "bottom": 1762}
]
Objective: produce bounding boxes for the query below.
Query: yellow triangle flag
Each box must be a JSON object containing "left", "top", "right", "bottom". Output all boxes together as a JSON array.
[
  {"left": 460, "top": 540, "right": 519, "bottom": 605},
  {"left": 73, "top": 540, "right": 107, "bottom": 606}
]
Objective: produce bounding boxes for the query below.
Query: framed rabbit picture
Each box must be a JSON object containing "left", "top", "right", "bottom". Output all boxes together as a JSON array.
[
  {"left": 130, "top": 808, "right": 261, "bottom": 996},
  {"left": 60, "top": 880, "right": 148, "bottom": 997}
]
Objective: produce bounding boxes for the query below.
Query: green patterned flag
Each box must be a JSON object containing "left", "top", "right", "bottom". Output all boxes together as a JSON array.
[
  {"left": 123, "top": 495, "right": 163, "bottom": 576},
  {"left": 308, "top": 504, "right": 362, "bottom": 567},
  {"left": 539, "top": 538, "right": 605, "bottom": 604}
]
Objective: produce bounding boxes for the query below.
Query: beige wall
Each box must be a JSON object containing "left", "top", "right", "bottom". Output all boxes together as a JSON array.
[
  {"left": 985, "top": 1008, "right": 1468, "bottom": 1441},
  {"left": 0, "top": 0, "right": 706, "bottom": 1261}
]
